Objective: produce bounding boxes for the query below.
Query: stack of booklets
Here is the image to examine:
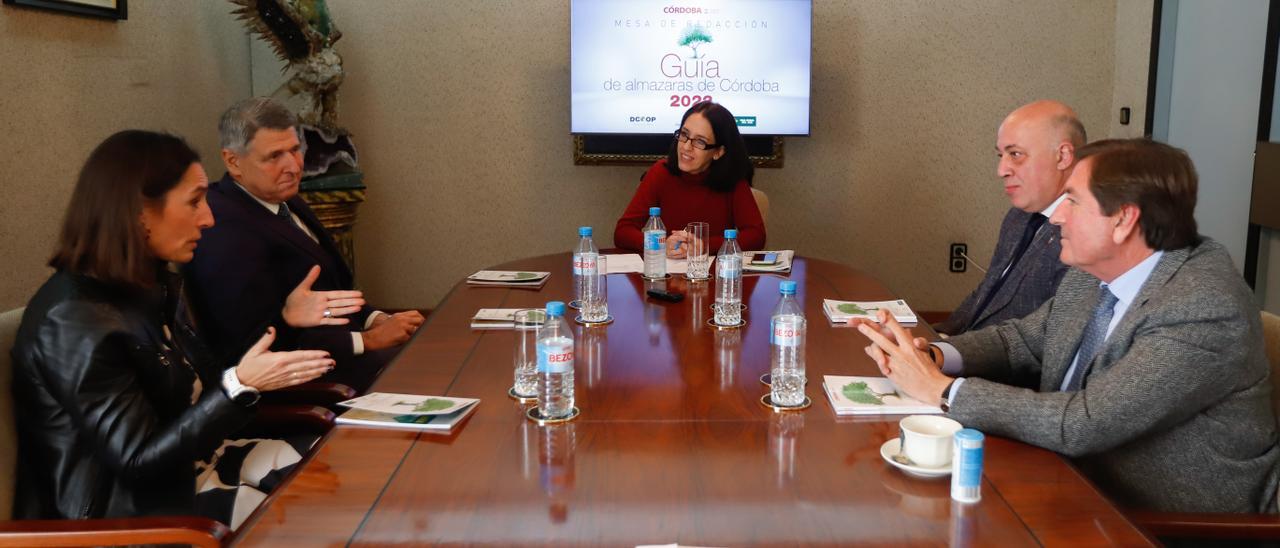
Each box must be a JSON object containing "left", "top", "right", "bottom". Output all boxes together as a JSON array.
[
  {"left": 822, "top": 376, "right": 942, "bottom": 416},
  {"left": 466, "top": 270, "right": 550, "bottom": 289},
  {"left": 601, "top": 254, "right": 643, "bottom": 274},
  {"left": 470, "top": 308, "right": 527, "bottom": 330},
  {"left": 821, "top": 299, "right": 918, "bottom": 324},
  {"left": 336, "top": 392, "right": 480, "bottom": 432},
  {"left": 743, "top": 250, "right": 794, "bottom": 273}
]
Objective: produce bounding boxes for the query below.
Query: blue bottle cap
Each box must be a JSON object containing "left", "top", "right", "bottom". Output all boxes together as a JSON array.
[
  {"left": 649, "top": 207, "right": 661, "bottom": 216},
  {"left": 724, "top": 229, "right": 737, "bottom": 239},
  {"left": 955, "top": 428, "right": 985, "bottom": 442},
  {"left": 546, "top": 301, "right": 566, "bottom": 317},
  {"left": 779, "top": 280, "right": 797, "bottom": 295},
  {"left": 579, "top": 226, "right": 592, "bottom": 237}
]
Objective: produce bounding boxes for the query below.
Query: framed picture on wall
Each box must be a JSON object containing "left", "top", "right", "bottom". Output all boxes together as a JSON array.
[{"left": 2, "top": 0, "right": 127, "bottom": 20}]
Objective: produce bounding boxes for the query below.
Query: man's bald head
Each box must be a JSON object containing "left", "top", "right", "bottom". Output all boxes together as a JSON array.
[
  {"left": 1002, "top": 100, "right": 1087, "bottom": 149},
  {"left": 995, "top": 100, "right": 1086, "bottom": 213}
]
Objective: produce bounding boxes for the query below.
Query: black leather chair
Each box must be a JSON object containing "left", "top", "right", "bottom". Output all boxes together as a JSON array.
[{"left": 0, "top": 306, "right": 334, "bottom": 546}]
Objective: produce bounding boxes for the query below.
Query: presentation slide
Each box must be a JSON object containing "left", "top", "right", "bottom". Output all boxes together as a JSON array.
[{"left": 571, "top": 0, "right": 812, "bottom": 135}]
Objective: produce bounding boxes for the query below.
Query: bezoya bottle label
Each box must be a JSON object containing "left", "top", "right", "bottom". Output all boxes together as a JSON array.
[
  {"left": 718, "top": 261, "right": 740, "bottom": 278},
  {"left": 573, "top": 253, "right": 597, "bottom": 276},
  {"left": 771, "top": 318, "right": 800, "bottom": 347},
  {"left": 644, "top": 231, "right": 663, "bottom": 251},
  {"left": 537, "top": 343, "right": 574, "bottom": 374}
]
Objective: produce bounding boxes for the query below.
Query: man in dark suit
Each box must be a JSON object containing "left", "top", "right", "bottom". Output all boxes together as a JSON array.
[
  {"left": 934, "top": 100, "right": 1084, "bottom": 336},
  {"left": 186, "top": 97, "right": 424, "bottom": 392},
  {"left": 860, "top": 139, "right": 1280, "bottom": 513}
]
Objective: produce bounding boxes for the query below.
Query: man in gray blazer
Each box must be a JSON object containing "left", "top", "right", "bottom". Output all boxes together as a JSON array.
[
  {"left": 935, "top": 100, "right": 1082, "bottom": 336},
  {"left": 861, "top": 138, "right": 1280, "bottom": 513}
]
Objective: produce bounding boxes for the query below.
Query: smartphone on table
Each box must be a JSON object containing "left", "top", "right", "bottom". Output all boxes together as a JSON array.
[{"left": 750, "top": 252, "right": 779, "bottom": 266}]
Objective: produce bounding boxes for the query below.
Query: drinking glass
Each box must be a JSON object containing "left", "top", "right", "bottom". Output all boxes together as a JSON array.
[
  {"left": 512, "top": 309, "right": 545, "bottom": 398},
  {"left": 684, "top": 222, "right": 710, "bottom": 280},
  {"left": 581, "top": 255, "right": 610, "bottom": 323}
]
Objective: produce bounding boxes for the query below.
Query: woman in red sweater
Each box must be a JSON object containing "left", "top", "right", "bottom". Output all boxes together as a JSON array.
[{"left": 613, "top": 101, "right": 766, "bottom": 254}]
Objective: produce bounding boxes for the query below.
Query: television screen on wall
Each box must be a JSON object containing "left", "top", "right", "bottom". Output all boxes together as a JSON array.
[{"left": 571, "top": 0, "right": 812, "bottom": 136}]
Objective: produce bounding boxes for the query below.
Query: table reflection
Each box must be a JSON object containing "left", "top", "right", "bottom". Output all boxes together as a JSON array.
[
  {"left": 643, "top": 279, "right": 667, "bottom": 346},
  {"left": 950, "top": 499, "right": 979, "bottom": 548},
  {"left": 518, "top": 419, "right": 537, "bottom": 481},
  {"left": 768, "top": 411, "right": 804, "bottom": 487},
  {"left": 714, "top": 328, "right": 741, "bottom": 392},
  {"left": 875, "top": 449, "right": 951, "bottom": 521},
  {"left": 577, "top": 324, "right": 606, "bottom": 388},
  {"left": 686, "top": 278, "right": 709, "bottom": 329},
  {"left": 539, "top": 422, "right": 577, "bottom": 524}
]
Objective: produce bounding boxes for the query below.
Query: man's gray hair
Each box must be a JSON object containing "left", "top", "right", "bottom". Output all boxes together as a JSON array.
[
  {"left": 1053, "top": 113, "right": 1088, "bottom": 148},
  {"left": 219, "top": 97, "right": 298, "bottom": 154}
]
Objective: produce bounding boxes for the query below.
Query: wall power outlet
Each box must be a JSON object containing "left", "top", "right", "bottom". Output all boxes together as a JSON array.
[{"left": 950, "top": 243, "right": 967, "bottom": 273}]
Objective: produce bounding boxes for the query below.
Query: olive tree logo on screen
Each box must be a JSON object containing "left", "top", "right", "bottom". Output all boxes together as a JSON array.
[
  {"left": 679, "top": 25, "right": 712, "bottom": 59},
  {"left": 663, "top": 25, "right": 719, "bottom": 79}
]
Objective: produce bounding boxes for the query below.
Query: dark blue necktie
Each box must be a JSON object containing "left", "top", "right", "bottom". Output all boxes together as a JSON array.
[
  {"left": 277, "top": 202, "right": 294, "bottom": 223},
  {"left": 1063, "top": 287, "right": 1119, "bottom": 391},
  {"left": 968, "top": 213, "right": 1047, "bottom": 329}
]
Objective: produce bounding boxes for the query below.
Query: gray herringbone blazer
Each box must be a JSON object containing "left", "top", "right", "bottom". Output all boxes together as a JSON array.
[
  {"left": 947, "top": 239, "right": 1280, "bottom": 513},
  {"left": 936, "top": 208, "right": 1068, "bottom": 336}
]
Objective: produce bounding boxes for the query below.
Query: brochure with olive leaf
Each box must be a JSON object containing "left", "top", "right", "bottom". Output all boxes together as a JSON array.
[
  {"left": 470, "top": 308, "right": 529, "bottom": 330},
  {"left": 336, "top": 392, "right": 480, "bottom": 432},
  {"left": 821, "top": 299, "right": 917, "bottom": 324},
  {"left": 466, "top": 270, "right": 550, "bottom": 289},
  {"left": 822, "top": 376, "right": 942, "bottom": 416}
]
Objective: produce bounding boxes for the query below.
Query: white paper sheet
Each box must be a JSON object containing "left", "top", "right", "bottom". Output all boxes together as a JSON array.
[{"left": 603, "top": 254, "right": 713, "bottom": 275}]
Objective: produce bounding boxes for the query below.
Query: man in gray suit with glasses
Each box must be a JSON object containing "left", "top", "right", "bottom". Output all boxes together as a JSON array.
[{"left": 860, "top": 138, "right": 1279, "bottom": 513}]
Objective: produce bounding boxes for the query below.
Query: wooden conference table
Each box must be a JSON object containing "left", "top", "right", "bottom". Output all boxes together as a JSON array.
[{"left": 237, "top": 253, "right": 1154, "bottom": 547}]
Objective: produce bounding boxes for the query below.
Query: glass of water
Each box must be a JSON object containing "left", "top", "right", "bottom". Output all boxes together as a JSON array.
[
  {"left": 684, "top": 222, "right": 710, "bottom": 280},
  {"left": 512, "top": 308, "right": 545, "bottom": 398},
  {"left": 580, "top": 255, "right": 609, "bottom": 323}
]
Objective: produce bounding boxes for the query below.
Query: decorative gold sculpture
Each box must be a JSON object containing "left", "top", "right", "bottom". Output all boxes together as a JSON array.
[
  {"left": 231, "top": 0, "right": 365, "bottom": 271},
  {"left": 230, "top": 0, "right": 357, "bottom": 177}
]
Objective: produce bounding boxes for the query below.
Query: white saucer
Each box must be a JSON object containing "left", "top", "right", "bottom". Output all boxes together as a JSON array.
[{"left": 880, "top": 439, "right": 951, "bottom": 479}]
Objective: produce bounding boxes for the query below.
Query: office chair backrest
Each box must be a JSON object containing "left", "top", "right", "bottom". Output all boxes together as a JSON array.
[
  {"left": 751, "top": 187, "right": 770, "bottom": 227},
  {"left": 0, "top": 307, "right": 25, "bottom": 520},
  {"left": 1263, "top": 311, "right": 1280, "bottom": 421}
]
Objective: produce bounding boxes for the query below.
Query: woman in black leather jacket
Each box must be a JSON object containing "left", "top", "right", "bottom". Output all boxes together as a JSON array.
[{"left": 10, "top": 130, "right": 360, "bottom": 528}]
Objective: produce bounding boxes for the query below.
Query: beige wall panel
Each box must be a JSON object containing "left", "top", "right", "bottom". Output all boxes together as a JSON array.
[
  {"left": 1110, "top": 0, "right": 1153, "bottom": 138},
  {"left": 327, "top": 0, "right": 639, "bottom": 309},
  {"left": 0, "top": 1, "right": 1131, "bottom": 315},
  {"left": 0, "top": 0, "right": 250, "bottom": 310},
  {"left": 328, "top": 1, "right": 1118, "bottom": 311}
]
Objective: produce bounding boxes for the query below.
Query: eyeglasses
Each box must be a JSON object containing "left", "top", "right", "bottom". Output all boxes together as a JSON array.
[{"left": 674, "top": 129, "right": 721, "bottom": 151}]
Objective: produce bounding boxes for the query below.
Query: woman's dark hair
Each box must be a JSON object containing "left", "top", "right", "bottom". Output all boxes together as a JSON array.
[
  {"left": 665, "top": 101, "right": 754, "bottom": 192},
  {"left": 49, "top": 130, "right": 201, "bottom": 287}
]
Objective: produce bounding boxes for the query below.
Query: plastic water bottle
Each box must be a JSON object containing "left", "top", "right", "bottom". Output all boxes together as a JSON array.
[
  {"left": 537, "top": 301, "right": 575, "bottom": 419},
  {"left": 642, "top": 207, "right": 666, "bottom": 279},
  {"left": 714, "top": 229, "right": 742, "bottom": 326},
  {"left": 770, "top": 280, "right": 806, "bottom": 407},
  {"left": 572, "top": 226, "right": 598, "bottom": 308}
]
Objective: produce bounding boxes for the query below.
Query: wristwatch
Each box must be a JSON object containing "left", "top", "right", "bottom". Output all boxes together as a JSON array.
[
  {"left": 939, "top": 379, "right": 956, "bottom": 413},
  {"left": 222, "top": 367, "right": 260, "bottom": 407}
]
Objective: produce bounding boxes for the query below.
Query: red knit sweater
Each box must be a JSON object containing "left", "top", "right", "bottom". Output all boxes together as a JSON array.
[{"left": 613, "top": 159, "right": 766, "bottom": 252}]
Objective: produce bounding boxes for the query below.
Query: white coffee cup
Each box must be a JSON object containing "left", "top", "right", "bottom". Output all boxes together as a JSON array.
[{"left": 899, "top": 415, "right": 963, "bottom": 468}]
